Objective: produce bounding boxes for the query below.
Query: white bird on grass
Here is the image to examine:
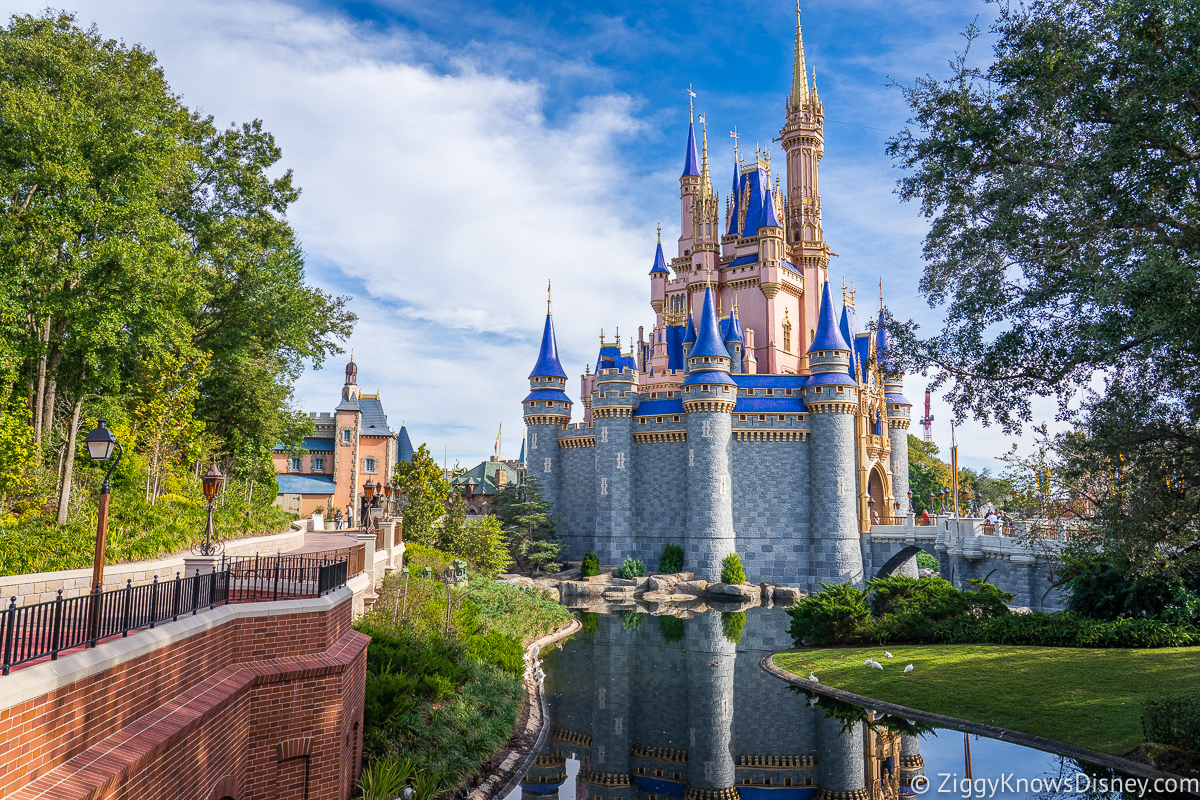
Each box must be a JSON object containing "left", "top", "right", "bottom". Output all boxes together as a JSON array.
[
  {"left": 809, "top": 672, "right": 819, "bottom": 683},
  {"left": 871, "top": 661, "right": 884, "bottom": 670},
  {"left": 904, "top": 664, "right": 914, "bottom": 674},
  {"left": 864, "top": 658, "right": 874, "bottom": 666},
  {"left": 884, "top": 651, "right": 893, "bottom": 659}
]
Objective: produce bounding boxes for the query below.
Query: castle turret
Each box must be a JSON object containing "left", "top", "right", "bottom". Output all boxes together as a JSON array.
[
  {"left": 681, "top": 312, "right": 697, "bottom": 373},
  {"left": 592, "top": 355, "right": 639, "bottom": 566},
  {"left": 524, "top": 286, "right": 572, "bottom": 510},
  {"left": 877, "top": 305, "right": 912, "bottom": 513},
  {"left": 679, "top": 108, "right": 701, "bottom": 261},
  {"left": 682, "top": 286, "right": 736, "bottom": 582},
  {"left": 802, "top": 281, "right": 864, "bottom": 587},
  {"left": 685, "top": 612, "right": 738, "bottom": 799},
  {"left": 650, "top": 226, "right": 669, "bottom": 325},
  {"left": 724, "top": 301, "right": 744, "bottom": 375}
]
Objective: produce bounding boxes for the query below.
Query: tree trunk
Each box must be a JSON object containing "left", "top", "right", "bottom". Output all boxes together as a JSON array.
[
  {"left": 33, "top": 314, "right": 50, "bottom": 446},
  {"left": 41, "top": 348, "right": 62, "bottom": 443},
  {"left": 57, "top": 396, "right": 83, "bottom": 525}
]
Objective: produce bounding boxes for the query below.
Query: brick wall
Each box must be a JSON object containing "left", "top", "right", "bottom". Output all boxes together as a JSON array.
[{"left": 0, "top": 588, "right": 367, "bottom": 800}]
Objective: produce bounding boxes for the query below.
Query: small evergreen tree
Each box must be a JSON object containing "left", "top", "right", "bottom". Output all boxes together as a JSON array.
[
  {"left": 394, "top": 443, "right": 453, "bottom": 546},
  {"left": 617, "top": 558, "right": 646, "bottom": 579},
  {"left": 580, "top": 552, "right": 599, "bottom": 578},
  {"left": 492, "top": 475, "right": 563, "bottom": 575},
  {"left": 720, "top": 552, "right": 746, "bottom": 585},
  {"left": 657, "top": 542, "right": 683, "bottom": 574}
]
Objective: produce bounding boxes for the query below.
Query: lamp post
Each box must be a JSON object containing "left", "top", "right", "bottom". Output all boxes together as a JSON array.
[
  {"left": 198, "top": 463, "right": 226, "bottom": 556},
  {"left": 363, "top": 478, "right": 376, "bottom": 529},
  {"left": 84, "top": 419, "right": 123, "bottom": 595},
  {"left": 383, "top": 482, "right": 393, "bottom": 519},
  {"left": 907, "top": 490, "right": 914, "bottom": 515}
]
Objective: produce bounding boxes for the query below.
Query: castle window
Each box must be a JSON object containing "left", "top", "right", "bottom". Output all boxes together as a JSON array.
[
  {"left": 703, "top": 385, "right": 710, "bottom": 391},
  {"left": 766, "top": 388, "right": 774, "bottom": 396},
  {"left": 674, "top": 772, "right": 682, "bottom": 780},
  {"left": 786, "top": 389, "right": 793, "bottom": 396},
  {"left": 815, "top": 387, "right": 823, "bottom": 394},
  {"left": 778, "top": 416, "right": 785, "bottom": 421},
  {"left": 758, "top": 415, "right": 766, "bottom": 422},
  {"left": 341, "top": 429, "right": 351, "bottom": 445},
  {"left": 739, "top": 415, "right": 746, "bottom": 421},
  {"left": 639, "top": 419, "right": 646, "bottom": 425},
  {"left": 364, "top": 457, "right": 377, "bottom": 473},
  {"left": 782, "top": 312, "right": 792, "bottom": 353},
  {"left": 785, "top": 779, "right": 793, "bottom": 787},
  {"left": 656, "top": 417, "right": 663, "bottom": 424},
  {"left": 746, "top": 389, "right": 755, "bottom": 396},
  {"left": 673, "top": 416, "right": 680, "bottom": 422},
  {"left": 289, "top": 457, "right": 302, "bottom": 472},
  {"left": 313, "top": 457, "right": 325, "bottom": 472}
]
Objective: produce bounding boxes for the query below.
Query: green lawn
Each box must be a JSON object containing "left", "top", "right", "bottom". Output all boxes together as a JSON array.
[{"left": 773, "top": 645, "right": 1200, "bottom": 755}]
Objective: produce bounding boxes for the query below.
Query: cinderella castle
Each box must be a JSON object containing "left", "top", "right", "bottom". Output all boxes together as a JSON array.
[{"left": 522, "top": 14, "right": 912, "bottom": 587}]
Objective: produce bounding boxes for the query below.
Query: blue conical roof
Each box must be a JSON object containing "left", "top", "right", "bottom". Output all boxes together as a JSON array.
[
  {"left": 727, "top": 162, "right": 741, "bottom": 235},
  {"left": 763, "top": 185, "right": 781, "bottom": 228},
  {"left": 725, "top": 309, "right": 744, "bottom": 343},
  {"left": 808, "top": 281, "right": 851, "bottom": 353},
  {"left": 649, "top": 241, "right": 669, "bottom": 274},
  {"left": 690, "top": 287, "right": 727, "bottom": 359},
  {"left": 529, "top": 313, "right": 567, "bottom": 378},
  {"left": 875, "top": 309, "right": 892, "bottom": 372},
  {"left": 681, "top": 122, "right": 700, "bottom": 177},
  {"left": 396, "top": 425, "right": 414, "bottom": 463},
  {"left": 840, "top": 304, "right": 860, "bottom": 378},
  {"left": 518, "top": 436, "right": 526, "bottom": 466},
  {"left": 682, "top": 313, "right": 697, "bottom": 345}
]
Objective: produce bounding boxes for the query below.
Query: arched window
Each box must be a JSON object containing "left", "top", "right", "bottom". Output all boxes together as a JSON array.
[{"left": 782, "top": 310, "right": 792, "bottom": 354}]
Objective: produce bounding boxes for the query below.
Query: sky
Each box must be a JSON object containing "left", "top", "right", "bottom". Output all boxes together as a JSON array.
[{"left": 8, "top": 0, "right": 1062, "bottom": 473}]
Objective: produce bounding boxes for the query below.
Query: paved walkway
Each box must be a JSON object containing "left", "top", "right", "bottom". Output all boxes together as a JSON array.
[{"left": 284, "top": 527, "right": 364, "bottom": 555}]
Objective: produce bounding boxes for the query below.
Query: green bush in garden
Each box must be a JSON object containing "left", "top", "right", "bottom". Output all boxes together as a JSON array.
[
  {"left": 720, "top": 552, "right": 746, "bottom": 585},
  {"left": 580, "top": 552, "right": 600, "bottom": 577},
  {"left": 617, "top": 558, "right": 646, "bottom": 579},
  {"left": 658, "top": 542, "right": 684, "bottom": 574}
]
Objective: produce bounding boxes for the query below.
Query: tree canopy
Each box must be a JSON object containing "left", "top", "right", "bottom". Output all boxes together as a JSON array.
[{"left": 889, "top": 0, "right": 1200, "bottom": 583}]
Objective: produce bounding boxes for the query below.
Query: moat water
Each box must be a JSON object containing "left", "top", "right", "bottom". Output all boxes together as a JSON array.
[{"left": 504, "top": 607, "right": 1181, "bottom": 800}]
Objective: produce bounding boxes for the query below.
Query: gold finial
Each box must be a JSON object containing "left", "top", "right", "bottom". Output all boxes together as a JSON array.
[
  {"left": 733, "top": 296, "right": 739, "bottom": 318},
  {"left": 730, "top": 126, "right": 739, "bottom": 163},
  {"left": 790, "top": 1, "right": 811, "bottom": 108},
  {"left": 842, "top": 276, "right": 848, "bottom": 306},
  {"left": 657, "top": 223, "right": 661, "bottom": 244},
  {"left": 350, "top": 350, "right": 354, "bottom": 362},
  {"left": 812, "top": 67, "right": 819, "bottom": 100},
  {"left": 600, "top": 328, "right": 605, "bottom": 342},
  {"left": 687, "top": 84, "right": 696, "bottom": 123},
  {"left": 879, "top": 277, "right": 884, "bottom": 312},
  {"left": 547, "top": 280, "right": 552, "bottom": 313}
]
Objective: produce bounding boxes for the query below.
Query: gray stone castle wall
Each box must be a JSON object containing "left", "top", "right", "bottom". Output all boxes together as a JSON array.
[
  {"left": 686, "top": 408, "right": 736, "bottom": 582},
  {"left": 631, "top": 441, "right": 688, "bottom": 571},
  {"left": 889, "top": 424, "right": 910, "bottom": 511},
  {"left": 594, "top": 416, "right": 635, "bottom": 565},
  {"left": 807, "top": 411, "right": 865, "bottom": 588},
  {"left": 558, "top": 444, "right": 596, "bottom": 562},
  {"left": 731, "top": 439, "right": 811, "bottom": 585}
]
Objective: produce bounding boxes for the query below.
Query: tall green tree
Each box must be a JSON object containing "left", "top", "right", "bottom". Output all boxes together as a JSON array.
[
  {"left": 394, "top": 444, "right": 452, "bottom": 546},
  {"left": 888, "top": 0, "right": 1200, "bottom": 581},
  {"left": 492, "top": 475, "right": 562, "bottom": 575}
]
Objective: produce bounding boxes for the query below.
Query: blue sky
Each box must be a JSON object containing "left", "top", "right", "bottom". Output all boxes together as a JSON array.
[{"left": 11, "top": 0, "right": 1051, "bottom": 472}]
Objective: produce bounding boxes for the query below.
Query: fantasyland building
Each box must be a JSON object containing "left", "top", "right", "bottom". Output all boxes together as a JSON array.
[{"left": 522, "top": 17, "right": 913, "bottom": 587}]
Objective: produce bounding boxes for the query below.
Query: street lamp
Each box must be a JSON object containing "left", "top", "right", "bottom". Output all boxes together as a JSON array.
[
  {"left": 197, "top": 462, "right": 226, "bottom": 556},
  {"left": 363, "top": 479, "right": 376, "bottom": 529},
  {"left": 907, "top": 490, "right": 914, "bottom": 514},
  {"left": 84, "top": 418, "right": 123, "bottom": 594}
]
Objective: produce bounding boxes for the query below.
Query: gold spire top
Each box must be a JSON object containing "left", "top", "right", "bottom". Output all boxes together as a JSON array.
[
  {"left": 811, "top": 66, "right": 819, "bottom": 101},
  {"left": 879, "top": 277, "right": 884, "bottom": 312},
  {"left": 789, "top": 2, "right": 811, "bottom": 109},
  {"left": 657, "top": 223, "right": 662, "bottom": 243},
  {"left": 733, "top": 296, "right": 739, "bottom": 318},
  {"left": 547, "top": 280, "right": 552, "bottom": 313},
  {"left": 687, "top": 83, "right": 696, "bottom": 124},
  {"left": 842, "top": 276, "right": 848, "bottom": 306},
  {"left": 700, "top": 117, "right": 711, "bottom": 189}
]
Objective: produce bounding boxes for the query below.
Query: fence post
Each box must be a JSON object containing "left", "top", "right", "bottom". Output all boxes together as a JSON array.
[
  {"left": 122, "top": 579, "right": 133, "bottom": 637},
  {"left": 88, "top": 583, "right": 102, "bottom": 648},
  {"left": 272, "top": 558, "right": 281, "bottom": 601},
  {"left": 172, "top": 572, "right": 183, "bottom": 622},
  {"left": 1, "top": 597, "right": 15, "bottom": 676},
  {"left": 50, "top": 590, "right": 64, "bottom": 661},
  {"left": 212, "top": 567, "right": 221, "bottom": 606},
  {"left": 191, "top": 570, "right": 202, "bottom": 615},
  {"left": 148, "top": 576, "right": 160, "bottom": 629}
]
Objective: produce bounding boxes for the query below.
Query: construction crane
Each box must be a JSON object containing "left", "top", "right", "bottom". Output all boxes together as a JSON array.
[{"left": 921, "top": 388, "right": 934, "bottom": 442}]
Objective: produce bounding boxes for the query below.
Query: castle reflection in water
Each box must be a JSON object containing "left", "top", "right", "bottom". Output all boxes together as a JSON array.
[{"left": 516, "top": 609, "right": 924, "bottom": 800}]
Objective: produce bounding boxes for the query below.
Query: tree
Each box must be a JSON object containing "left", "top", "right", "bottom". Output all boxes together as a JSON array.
[
  {"left": 442, "top": 516, "right": 510, "bottom": 576},
  {"left": 887, "top": 0, "right": 1200, "bottom": 432},
  {"left": 492, "top": 475, "right": 562, "bottom": 575},
  {"left": 888, "top": 0, "right": 1200, "bottom": 585},
  {"left": 907, "top": 435, "right": 951, "bottom": 514},
  {"left": 394, "top": 443, "right": 452, "bottom": 547}
]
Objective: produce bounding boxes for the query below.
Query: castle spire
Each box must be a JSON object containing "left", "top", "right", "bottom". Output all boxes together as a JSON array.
[
  {"left": 682, "top": 87, "right": 700, "bottom": 178},
  {"left": 808, "top": 280, "right": 851, "bottom": 353},
  {"left": 699, "top": 119, "right": 712, "bottom": 192},
  {"left": 789, "top": 2, "right": 811, "bottom": 109},
  {"left": 529, "top": 301, "right": 567, "bottom": 378}
]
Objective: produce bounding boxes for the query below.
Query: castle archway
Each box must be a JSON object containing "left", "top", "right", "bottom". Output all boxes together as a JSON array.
[{"left": 868, "top": 464, "right": 887, "bottom": 522}]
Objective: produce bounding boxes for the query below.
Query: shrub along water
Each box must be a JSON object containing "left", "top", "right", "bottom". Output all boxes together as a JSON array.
[
  {"left": 658, "top": 543, "right": 683, "bottom": 574},
  {"left": 720, "top": 552, "right": 746, "bottom": 585},
  {"left": 787, "top": 576, "right": 1199, "bottom": 648},
  {"left": 580, "top": 552, "right": 600, "bottom": 578},
  {"left": 617, "top": 558, "right": 646, "bottom": 579},
  {"left": 356, "top": 546, "right": 572, "bottom": 794},
  {"left": 1142, "top": 694, "right": 1200, "bottom": 760}
]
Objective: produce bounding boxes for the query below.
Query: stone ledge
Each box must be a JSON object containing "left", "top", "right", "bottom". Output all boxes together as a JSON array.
[{"left": 0, "top": 587, "right": 353, "bottom": 712}]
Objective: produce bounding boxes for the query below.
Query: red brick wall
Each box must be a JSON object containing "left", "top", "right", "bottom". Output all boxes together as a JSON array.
[{"left": 0, "top": 593, "right": 368, "bottom": 800}]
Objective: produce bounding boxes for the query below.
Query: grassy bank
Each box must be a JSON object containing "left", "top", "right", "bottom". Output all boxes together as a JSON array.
[
  {"left": 773, "top": 645, "right": 1200, "bottom": 754},
  {"left": 355, "top": 558, "right": 572, "bottom": 795}
]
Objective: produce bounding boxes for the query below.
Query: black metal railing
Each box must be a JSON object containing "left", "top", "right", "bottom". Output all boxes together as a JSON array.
[{"left": 1, "top": 554, "right": 349, "bottom": 676}]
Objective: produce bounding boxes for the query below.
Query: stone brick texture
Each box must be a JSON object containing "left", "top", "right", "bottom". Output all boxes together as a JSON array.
[{"left": 0, "top": 594, "right": 368, "bottom": 800}]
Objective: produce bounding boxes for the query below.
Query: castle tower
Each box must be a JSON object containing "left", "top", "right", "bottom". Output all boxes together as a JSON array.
[
  {"left": 816, "top": 715, "right": 866, "bottom": 797},
  {"left": 802, "top": 282, "right": 864, "bottom": 587},
  {"left": 877, "top": 304, "right": 913, "bottom": 512},
  {"left": 780, "top": 6, "right": 828, "bottom": 356},
  {"left": 523, "top": 287, "right": 572, "bottom": 510},
  {"left": 334, "top": 355, "right": 363, "bottom": 524},
  {"left": 685, "top": 612, "right": 737, "bottom": 800},
  {"left": 691, "top": 124, "right": 720, "bottom": 275},
  {"left": 650, "top": 226, "right": 669, "bottom": 328},
  {"left": 587, "top": 618, "right": 634, "bottom": 800},
  {"left": 682, "top": 286, "right": 736, "bottom": 582},
  {"left": 681, "top": 313, "right": 697, "bottom": 374},
  {"left": 724, "top": 302, "right": 744, "bottom": 375},
  {"left": 591, "top": 359, "right": 639, "bottom": 566}
]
